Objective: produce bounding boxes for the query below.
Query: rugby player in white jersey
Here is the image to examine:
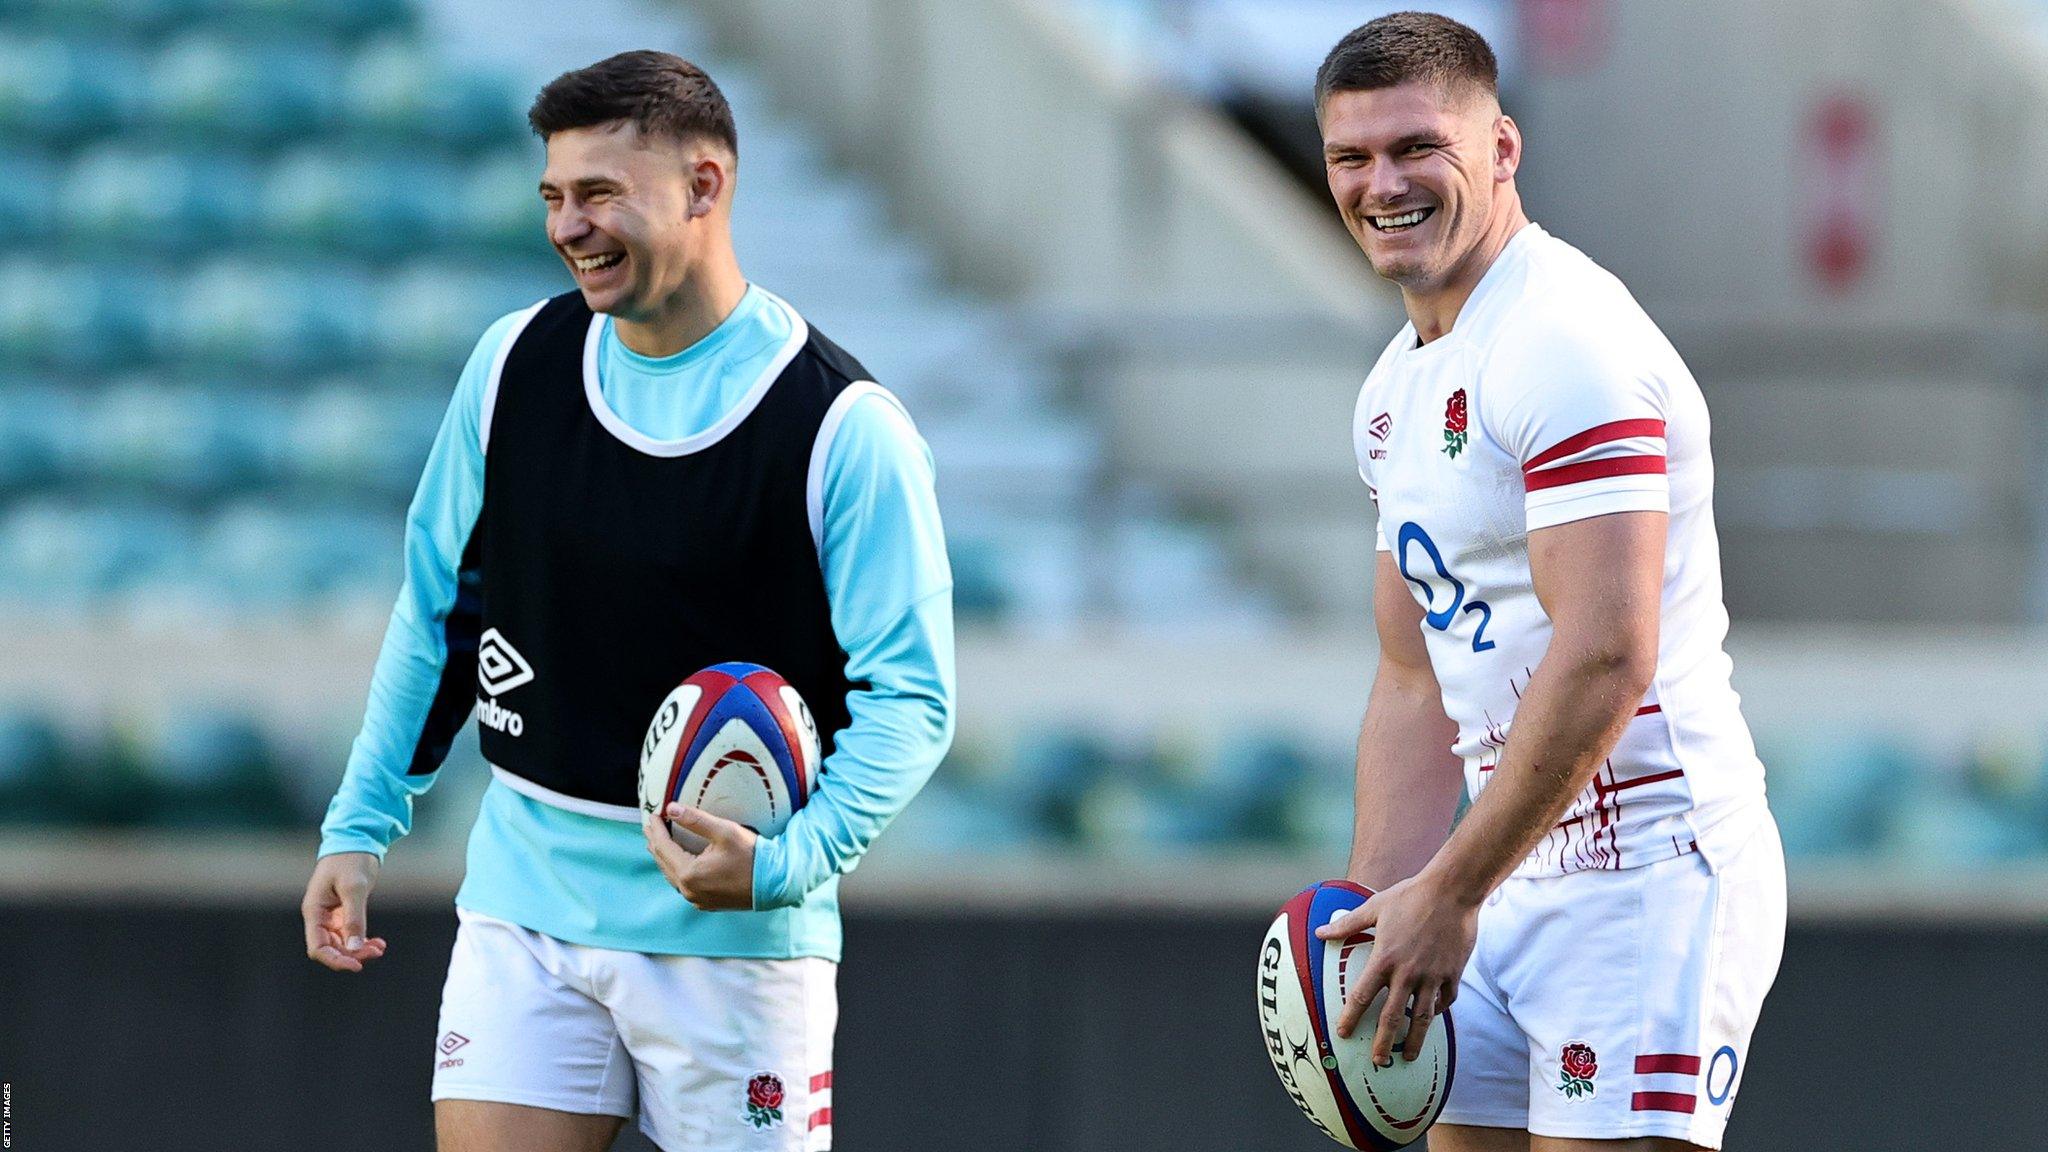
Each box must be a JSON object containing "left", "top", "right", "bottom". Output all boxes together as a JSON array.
[{"left": 1309, "top": 13, "right": 1785, "bottom": 1151}]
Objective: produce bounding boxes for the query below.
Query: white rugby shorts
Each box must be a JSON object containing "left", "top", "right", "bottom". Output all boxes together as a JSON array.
[
  {"left": 1435, "top": 812, "right": 1786, "bottom": 1147},
  {"left": 431, "top": 908, "right": 837, "bottom": 1151}
]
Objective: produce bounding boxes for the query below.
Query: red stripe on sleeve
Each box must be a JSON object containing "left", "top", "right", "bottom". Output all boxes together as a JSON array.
[
  {"left": 810, "top": 1071, "right": 833, "bottom": 1092},
  {"left": 808, "top": 1107, "right": 833, "bottom": 1131},
  {"left": 1524, "top": 455, "right": 1666, "bottom": 492},
  {"left": 1635, "top": 1053, "right": 1701, "bottom": 1075},
  {"left": 1632, "top": 1091, "right": 1698, "bottom": 1113},
  {"left": 1524, "top": 418, "right": 1666, "bottom": 471}
]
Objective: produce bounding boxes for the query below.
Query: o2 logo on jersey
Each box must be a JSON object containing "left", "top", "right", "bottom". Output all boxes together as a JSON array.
[{"left": 1395, "top": 522, "right": 1496, "bottom": 653}]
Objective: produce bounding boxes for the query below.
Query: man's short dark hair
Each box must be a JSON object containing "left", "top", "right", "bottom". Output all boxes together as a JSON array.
[
  {"left": 528, "top": 50, "right": 738, "bottom": 156},
  {"left": 1314, "top": 11, "right": 1499, "bottom": 112}
]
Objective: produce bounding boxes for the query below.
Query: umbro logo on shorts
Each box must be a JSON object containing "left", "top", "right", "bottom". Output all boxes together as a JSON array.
[{"left": 477, "top": 628, "right": 536, "bottom": 696}]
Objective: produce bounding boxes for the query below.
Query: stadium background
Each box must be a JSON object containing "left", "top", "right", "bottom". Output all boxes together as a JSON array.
[{"left": 1, "top": 0, "right": 2044, "bottom": 1148}]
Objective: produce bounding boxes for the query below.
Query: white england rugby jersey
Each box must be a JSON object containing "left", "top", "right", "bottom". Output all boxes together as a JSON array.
[{"left": 1354, "top": 223, "right": 1765, "bottom": 877}]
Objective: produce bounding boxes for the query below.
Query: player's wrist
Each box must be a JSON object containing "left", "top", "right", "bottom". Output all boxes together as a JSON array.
[
  {"left": 316, "top": 836, "right": 389, "bottom": 864},
  {"left": 1346, "top": 855, "right": 1418, "bottom": 892},
  {"left": 748, "top": 830, "right": 788, "bottom": 910},
  {"left": 1415, "top": 851, "right": 1491, "bottom": 911}
]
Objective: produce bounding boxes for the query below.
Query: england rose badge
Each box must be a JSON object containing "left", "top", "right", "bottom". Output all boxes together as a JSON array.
[
  {"left": 1442, "top": 388, "right": 1469, "bottom": 458},
  {"left": 1558, "top": 1041, "right": 1598, "bottom": 1098},
  {"left": 744, "top": 1071, "right": 785, "bottom": 1128}
]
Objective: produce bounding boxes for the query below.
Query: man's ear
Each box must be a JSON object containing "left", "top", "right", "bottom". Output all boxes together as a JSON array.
[
  {"left": 687, "top": 152, "right": 731, "bottom": 219},
  {"left": 1495, "top": 114, "right": 1523, "bottom": 182}
]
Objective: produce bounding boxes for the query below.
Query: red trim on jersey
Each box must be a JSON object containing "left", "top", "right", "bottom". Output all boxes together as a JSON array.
[
  {"left": 1605, "top": 768, "right": 1685, "bottom": 793},
  {"left": 808, "top": 1107, "right": 833, "bottom": 1131},
  {"left": 810, "top": 1071, "right": 833, "bottom": 1092},
  {"left": 1632, "top": 1091, "right": 1698, "bottom": 1114},
  {"left": 1524, "top": 419, "right": 1667, "bottom": 471},
  {"left": 1634, "top": 703, "right": 1662, "bottom": 716},
  {"left": 1636, "top": 1054, "right": 1702, "bottom": 1075},
  {"left": 1524, "top": 454, "right": 1666, "bottom": 492}
]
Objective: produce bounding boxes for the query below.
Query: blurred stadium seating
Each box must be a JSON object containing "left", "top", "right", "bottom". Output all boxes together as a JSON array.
[
  {"left": 4, "top": 677, "right": 2044, "bottom": 865},
  {"left": 5, "top": 7, "right": 2047, "bottom": 1152},
  {"left": 0, "top": 0, "right": 1273, "bottom": 625},
  {"left": 0, "top": 0, "right": 2044, "bottom": 875},
  {"left": 0, "top": 0, "right": 1288, "bottom": 826}
]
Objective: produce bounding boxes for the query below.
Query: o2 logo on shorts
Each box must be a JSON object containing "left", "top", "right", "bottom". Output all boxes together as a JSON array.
[
  {"left": 1396, "top": 522, "right": 1496, "bottom": 653},
  {"left": 1706, "top": 1045, "right": 1739, "bottom": 1106}
]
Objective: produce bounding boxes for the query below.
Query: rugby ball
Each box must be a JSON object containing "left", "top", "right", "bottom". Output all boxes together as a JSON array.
[
  {"left": 638, "top": 662, "right": 821, "bottom": 850},
  {"left": 1256, "top": 880, "right": 1454, "bottom": 1149}
]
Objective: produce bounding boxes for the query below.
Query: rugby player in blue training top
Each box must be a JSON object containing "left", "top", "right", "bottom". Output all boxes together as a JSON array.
[{"left": 301, "top": 51, "right": 954, "bottom": 1152}]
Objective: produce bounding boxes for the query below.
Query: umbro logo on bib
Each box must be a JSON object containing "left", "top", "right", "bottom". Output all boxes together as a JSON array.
[
  {"left": 478, "top": 628, "right": 536, "bottom": 695},
  {"left": 477, "top": 628, "right": 533, "bottom": 738}
]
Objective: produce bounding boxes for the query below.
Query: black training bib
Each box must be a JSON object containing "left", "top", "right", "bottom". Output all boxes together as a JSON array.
[{"left": 467, "top": 291, "right": 863, "bottom": 806}]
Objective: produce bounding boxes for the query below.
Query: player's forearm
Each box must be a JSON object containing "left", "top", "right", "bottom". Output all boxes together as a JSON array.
[
  {"left": 757, "top": 391, "right": 954, "bottom": 908},
  {"left": 318, "top": 569, "right": 463, "bottom": 857},
  {"left": 1421, "top": 638, "right": 1652, "bottom": 905},
  {"left": 751, "top": 588, "right": 955, "bottom": 909},
  {"left": 320, "top": 378, "right": 488, "bottom": 858},
  {"left": 1346, "top": 656, "right": 1464, "bottom": 890}
]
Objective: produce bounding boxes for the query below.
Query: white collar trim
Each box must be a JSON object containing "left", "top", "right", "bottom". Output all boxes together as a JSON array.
[{"left": 579, "top": 288, "right": 810, "bottom": 458}]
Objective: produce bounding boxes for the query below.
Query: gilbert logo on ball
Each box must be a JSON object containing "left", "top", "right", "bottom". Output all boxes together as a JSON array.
[
  {"left": 639, "top": 663, "right": 820, "bottom": 850},
  {"left": 1257, "top": 880, "right": 1454, "bottom": 1149}
]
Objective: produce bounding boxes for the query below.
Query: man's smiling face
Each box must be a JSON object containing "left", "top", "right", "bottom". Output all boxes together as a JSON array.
[
  {"left": 539, "top": 121, "right": 712, "bottom": 321},
  {"left": 1321, "top": 80, "right": 1506, "bottom": 292}
]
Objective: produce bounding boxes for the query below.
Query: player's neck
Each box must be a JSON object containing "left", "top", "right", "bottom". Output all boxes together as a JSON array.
[
  {"left": 1402, "top": 202, "right": 1531, "bottom": 346},
  {"left": 611, "top": 250, "right": 750, "bottom": 359}
]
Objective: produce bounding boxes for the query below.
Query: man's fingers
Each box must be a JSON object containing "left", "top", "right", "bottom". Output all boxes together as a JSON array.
[
  {"left": 303, "top": 881, "right": 354, "bottom": 964},
  {"left": 302, "top": 896, "right": 331, "bottom": 961},
  {"left": 666, "top": 803, "right": 743, "bottom": 844},
  {"left": 309, "top": 944, "right": 364, "bottom": 973},
  {"left": 1336, "top": 959, "right": 1390, "bottom": 1039},
  {"left": 642, "top": 812, "right": 698, "bottom": 887},
  {"left": 303, "top": 856, "right": 385, "bottom": 972},
  {"left": 1370, "top": 975, "right": 1415, "bottom": 1067},
  {"left": 310, "top": 910, "right": 382, "bottom": 969},
  {"left": 643, "top": 811, "right": 694, "bottom": 857},
  {"left": 338, "top": 891, "right": 369, "bottom": 952},
  {"left": 1400, "top": 985, "right": 1438, "bottom": 1063},
  {"left": 1315, "top": 895, "right": 1381, "bottom": 941}
]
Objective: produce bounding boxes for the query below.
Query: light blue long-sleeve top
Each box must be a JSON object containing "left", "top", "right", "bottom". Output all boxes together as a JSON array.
[{"left": 317, "top": 285, "right": 955, "bottom": 960}]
